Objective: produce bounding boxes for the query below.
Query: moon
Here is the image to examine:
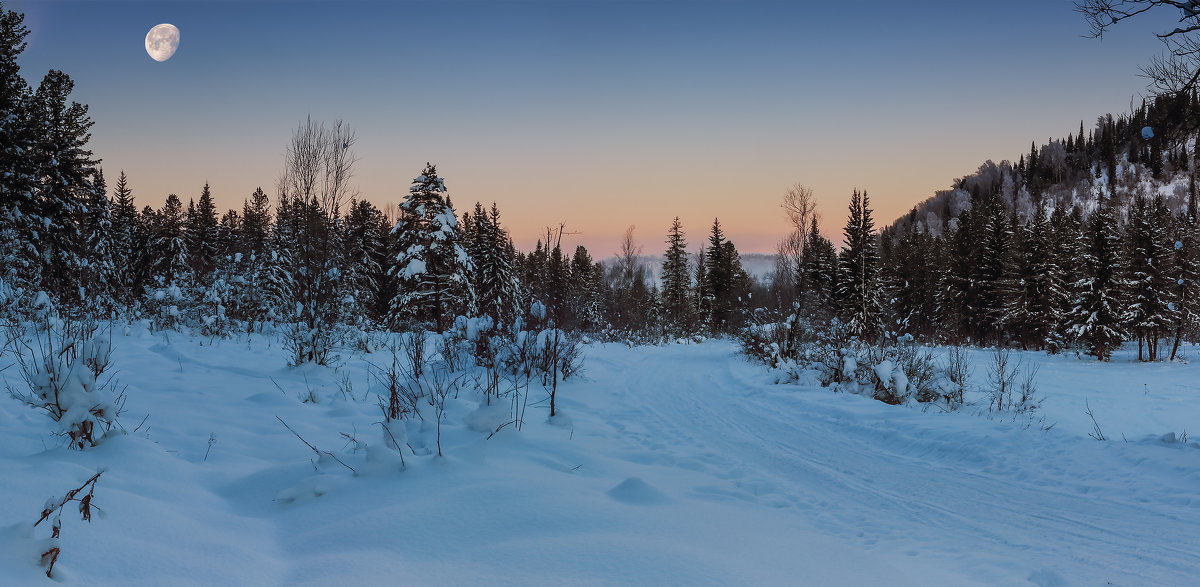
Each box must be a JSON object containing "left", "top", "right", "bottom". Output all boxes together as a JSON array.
[{"left": 145, "top": 24, "right": 180, "bottom": 62}]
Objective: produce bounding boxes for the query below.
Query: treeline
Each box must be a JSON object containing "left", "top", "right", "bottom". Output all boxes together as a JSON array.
[
  {"left": 0, "top": 6, "right": 776, "bottom": 353},
  {"left": 756, "top": 94, "right": 1200, "bottom": 363}
]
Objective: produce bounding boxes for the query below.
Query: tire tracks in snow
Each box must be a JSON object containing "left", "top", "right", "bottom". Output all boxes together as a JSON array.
[{"left": 583, "top": 341, "right": 1200, "bottom": 585}]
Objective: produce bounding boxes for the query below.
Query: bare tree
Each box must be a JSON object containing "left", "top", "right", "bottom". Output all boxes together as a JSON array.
[
  {"left": 774, "top": 184, "right": 819, "bottom": 310},
  {"left": 618, "top": 224, "right": 642, "bottom": 279},
  {"left": 278, "top": 117, "right": 358, "bottom": 365},
  {"left": 280, "top": 116, "right": 358, "bottom": 217},
  {"left": 1078, "top": 0, "right": 1200, "bottom": 96}
]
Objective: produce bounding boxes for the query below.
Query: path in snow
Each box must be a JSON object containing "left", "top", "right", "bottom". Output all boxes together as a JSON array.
[{"left": 570, "top": 341, "right": 1200, "bottom": 586}]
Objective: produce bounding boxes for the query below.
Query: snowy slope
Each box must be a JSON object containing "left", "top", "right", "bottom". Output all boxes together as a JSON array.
[{"left": 2, "top": 330, "right": 1198, "bottom": 585}]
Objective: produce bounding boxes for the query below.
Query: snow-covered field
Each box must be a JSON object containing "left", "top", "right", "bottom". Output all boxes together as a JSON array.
[{"left": 2, "top": 327, "right": 1198, "bottom": 586}]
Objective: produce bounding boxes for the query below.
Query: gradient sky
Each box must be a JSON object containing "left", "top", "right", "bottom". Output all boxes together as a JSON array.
[{"left": 6, "top": 0, "right": 1171, "bottom": 255}]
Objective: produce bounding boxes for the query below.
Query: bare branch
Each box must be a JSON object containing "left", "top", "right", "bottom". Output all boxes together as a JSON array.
[
  {"left": 276, "top": 416, "right": 357, "bottom": 475},
  {"left": 1077, "top": 0, "right": 1200, "bottom": 97}
]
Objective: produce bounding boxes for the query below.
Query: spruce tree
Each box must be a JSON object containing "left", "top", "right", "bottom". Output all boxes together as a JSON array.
[
  {"left": 187, "top": 182, "right": 219, "bottom": 283},
  {"left": 888, "top": 227, "right": 937, "bottom": 339},
  {"left": 153, "top": 194, "right": 189, "bottom": 288},
  {"left": 976, "top": 198, "right": 1013, "bottom": 344},
  {"left": 0, "top": 6, "right": 34, "bottom": 297},
  {"left": 389, "top": 163, "right": 475, "bottom": 332},
  {"left": 693, "top": 247, "right": 711, "bottom": 331},
  {"left": 344, "top": 199, "right": 389, "bottom": 325},
  {"left": 109, "top": 170, "right": 138, "bottom": 302},
  {"left": 80, "top": 168, "right": 115, "bottom": 311},
  {"left": 1169, "top": 178, "right": 1199, "bottom": 360},
  {"left": 466, "top": 202, "right": 519, "bottom": 329},
  {"left": 1021, "top": 205, "right": 1066, "bottom": 350},
  {"left": 1047, "top": 204, "right": 1084, "bottom": 350},
  {"left": 569, "top": 245, "right": 604, "bottom": 332},
  {"left": 29, "top": 69, "right": 98, "bottom": 306},
  {"left": 261, "top": 193, "right": 296, "bottom": 326},
  {"left": 661, "top": 216, "right": 693, "bottom": 332},
  {"left": 704, "top": 219, "right": 747, "bottom": 332},
  {"left": 1067, "top": 195, "right": 1126, "bottom": 361},
  {"left": 836, "top": 190, "right": 881, "bottom": 340},
  {"left": 798, "top": 216, "right": 837, "bottom": 326},
  {"left": 1124, "top": 193, "right": 1176, "bottom": 360}
]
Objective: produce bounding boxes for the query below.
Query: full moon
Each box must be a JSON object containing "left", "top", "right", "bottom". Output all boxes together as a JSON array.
[{"left": 145, "top": 24, "right": 180, "bottom": 62}]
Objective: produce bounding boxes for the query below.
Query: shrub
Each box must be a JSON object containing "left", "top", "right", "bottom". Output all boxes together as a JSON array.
[{"left": 6, "top": 317, "right": 126, "bottom": 449}]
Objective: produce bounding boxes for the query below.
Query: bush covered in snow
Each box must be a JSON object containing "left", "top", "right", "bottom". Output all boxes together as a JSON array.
[
  {"left": 4, "top": 317, "right": 126, "bottom": 449},
  {"left": 742, "top": 318, "right": 970, "bottom": 409}
]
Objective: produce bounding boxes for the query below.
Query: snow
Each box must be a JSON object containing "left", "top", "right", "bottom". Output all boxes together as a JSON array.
[
  {"left": 2, "top": 333, "right": 1199, "bottom": 584},
  {"left": 400, "top": 259, "right": 425, "bottom": 278}
]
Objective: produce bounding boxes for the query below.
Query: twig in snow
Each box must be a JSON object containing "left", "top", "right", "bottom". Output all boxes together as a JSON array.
[
  {"left": 276, "top": 416, "right": 357, "bottom": 475},
  {"left": 35, "top": 469, "right": 104, "bottom": 578},
  {"left": 375, "top": 421, "right": 407, "bottom": 469},
  {"left": 1085, "top": 399, "right": 1107, "bottom": 441},
  {"left": 487, "top": 420, "right": 517, "bottom": 440}
]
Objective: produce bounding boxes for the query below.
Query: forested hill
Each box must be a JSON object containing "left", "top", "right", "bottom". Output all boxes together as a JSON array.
[{"left": 884, "top": 91, "right": 1199, "bottom": 240}]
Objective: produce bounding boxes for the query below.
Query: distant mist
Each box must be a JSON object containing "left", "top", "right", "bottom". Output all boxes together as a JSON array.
[{"left": 599, "top": 253, "right": 779, "bottom": 286}]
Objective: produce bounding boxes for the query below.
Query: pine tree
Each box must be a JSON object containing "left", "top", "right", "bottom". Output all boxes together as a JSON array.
[
  {"left": 466, "top": 202, "right": 519, "bottom": 329},
  {"left": 389, "top": 163, "right": 475, "bottom": 332},
  {"left": 887, "top": 227, "right": 937, "bottom": 338},
  {"left": 1047, "top": 204, "right": 1084, "bottom": 350},
  {"left": 693, "top": 247, "right": 711, "bottom": 330},
  {"left": 261, "top": 193, "right": 295, "bottom": 326},
  {"left": 79, "top": 168, "right": 115, "bottom": 311},
  {"left": 0, "top": 7, "right": 35, "bottom": 298},
  {"left": 836, "top": 190, "right": 881, "bottom": 340},
  {"left": 798, "top": 215, "right": 837, "bottom": 326},
  {"left": 109, "top": 170, "right": 139, "bottom": 302},
  {"left": 568, "top": 245, "right": 604, "bottom": 332},
  {"left": 1067, "top": 195, "right": 1126, "bottom": 361},
  {"left": 1169, "top": 177, "right": 1199, "bottom": 360},
  {"left": 343, "top": 199, "right": 387, "bottom": 325},
  {"left": 1124, "top": 193, "right": 1176, "bottom": 360},
  {"left": 28, "top": 69, "right": 98, "bottom": 306},
  {"left": 976, "top": 198, "right": 1013, "bottom": 344},
  {"left": 1017, "top": 205, "right": 1066, "bottom": 350},
  {"left": 187, "top": 182, "right": 219, "bottom": 283},
  {"left": 661, "top": 216, "right": 693, "bottom": 332},
  {"left": 153, "top": 194, "right": 189, "bottom": 287},
  {"left": 701, "top": 219, "right": 749, "bottom": 332}
]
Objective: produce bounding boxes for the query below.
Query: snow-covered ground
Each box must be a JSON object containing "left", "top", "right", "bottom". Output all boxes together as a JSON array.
[{"left": 2, "top": 328, "right": 1198, "bottom": 585}]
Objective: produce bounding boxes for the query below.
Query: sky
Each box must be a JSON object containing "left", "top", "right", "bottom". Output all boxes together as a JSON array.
[{"left": 6, "top": 0, "right": 1173, "bottom": 255}]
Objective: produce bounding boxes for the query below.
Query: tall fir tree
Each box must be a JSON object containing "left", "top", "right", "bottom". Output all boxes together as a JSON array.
[
  {"left": 1168, "top": 177, "right": 1199, "bottom": 359},
  {"left": 109, "top": 170, "right": 139, "bottom": 302},
  {"left": 389, "top": 163, "right": 475, "bottom": 332},
  {"left": 798, "top": 215, "right": 837, "bottom": 326},
  {"left": 152, "top": 193, "right": 189, "bottom": 288},
  {"left": 466, "top": 202, "right": 519, "bottom": 329},
  {"left": 1067, "top": 195, "right": 1127, "bottom": 361},
  {"left": 187, "top": 182, "right": 219, "bottom": 283},
  {"left": 343, "top": 199, "right": 385, "bottom": 325},
  {"left": 976, "top": 198, "right": 1013, "bottom": 344},
  {"left": 261, "top": 193, "right": 296, "bottom": 325},
  {"left": 661, "top": 216, "right": 693, "bottom": 332},
  {"left": 0, "top": 6, "right": 35, "bottom": 297},
  {"left": 28, "top": 69, "right": 98, "bottom": 306},
  {"left": 568, "top": 245, "right": 604, "bottom": 332},
  {"left": 1123, "top": 193, "right": 1176, "bottom": 360},
  {"left": 79, "top": 168, "right": 115, "bottom": 311},
  {"left": 835, "top": 190, "right": 881, "bottom": 340}
]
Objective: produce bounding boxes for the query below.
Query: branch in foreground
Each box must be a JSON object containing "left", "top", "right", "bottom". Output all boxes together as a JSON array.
[{"left": 276, "top": 416, "right": 357, "bottom": 475}]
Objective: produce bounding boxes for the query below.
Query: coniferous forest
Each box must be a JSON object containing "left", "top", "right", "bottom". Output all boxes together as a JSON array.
[
  {"left": 6, "top": 2, "right": 1200, "bottom": 584},
  {"left": 4, "top": 1, "right": 1200, "bottom": 370}
]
